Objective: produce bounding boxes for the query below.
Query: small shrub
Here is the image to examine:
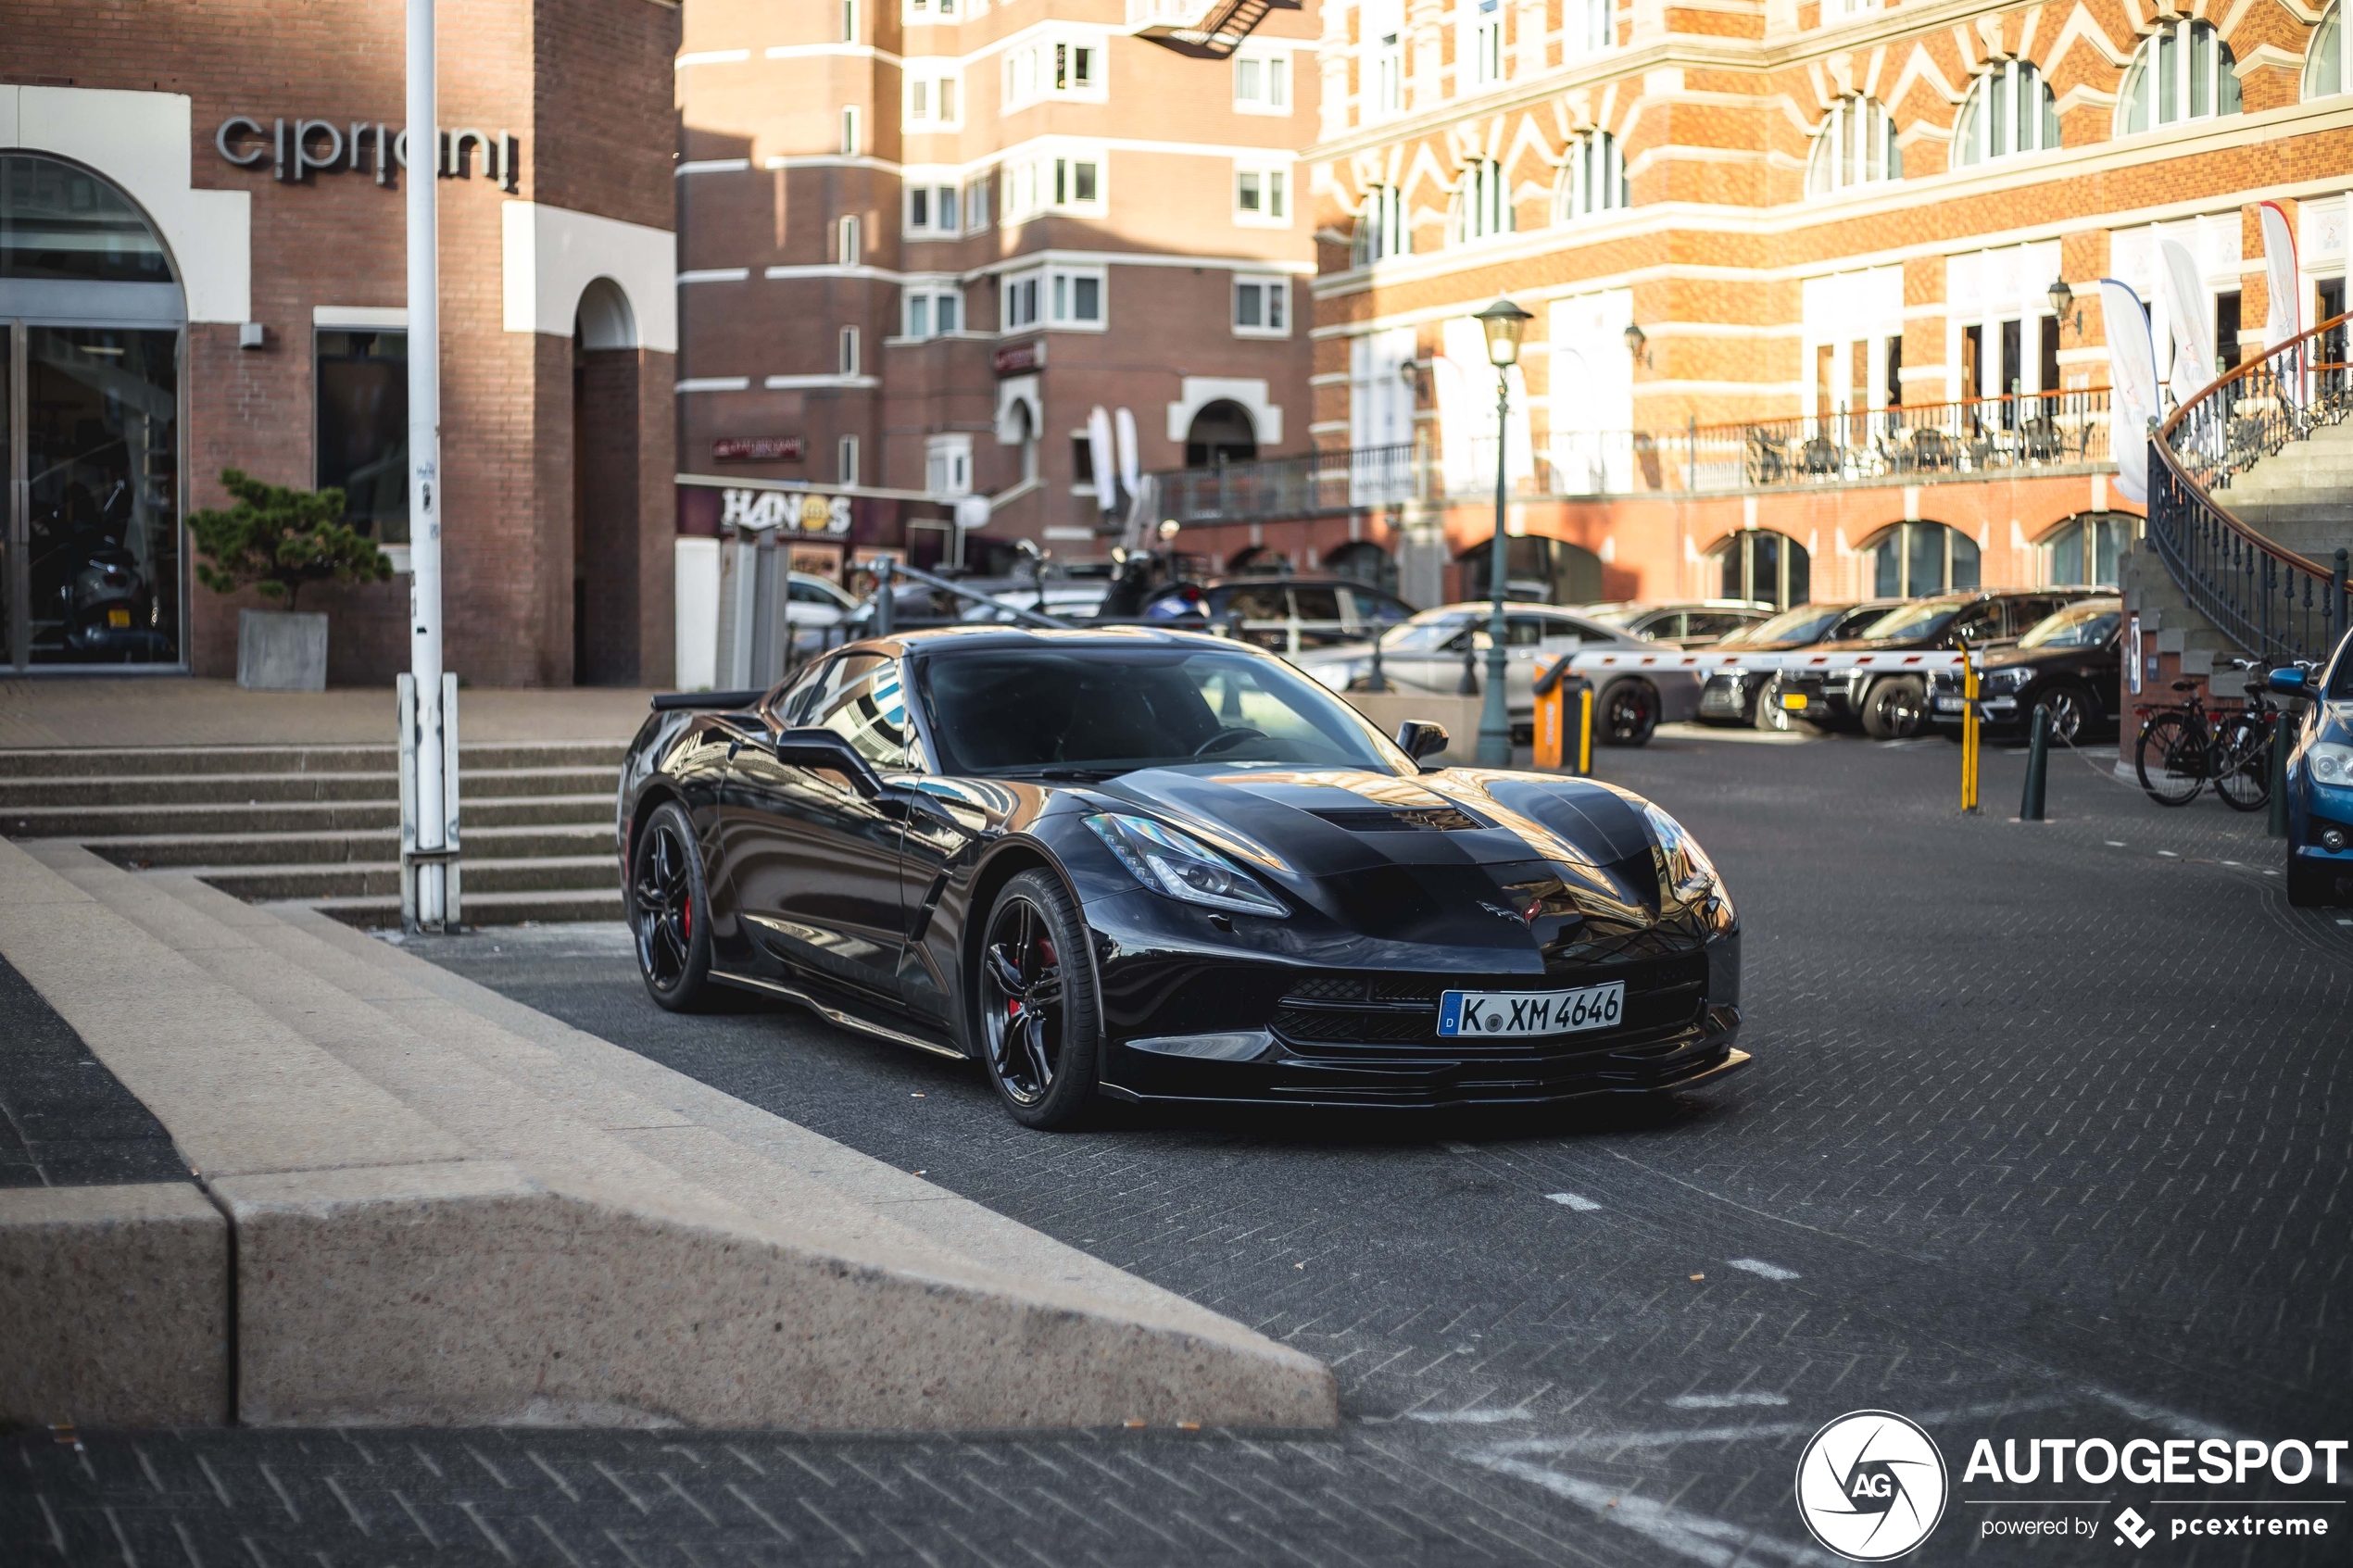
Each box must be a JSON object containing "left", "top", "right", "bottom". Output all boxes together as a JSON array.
[{"left": 188, "top": 469, "right": 391, "bottom": 612}]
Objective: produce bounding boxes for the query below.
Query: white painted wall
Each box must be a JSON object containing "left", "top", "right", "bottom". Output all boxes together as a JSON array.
[
  {"left": 501, "top": 200, "right": 677, "bottom": 353},
  {"left": 673, "top": 537, "right": 721, "bottom": 691}
]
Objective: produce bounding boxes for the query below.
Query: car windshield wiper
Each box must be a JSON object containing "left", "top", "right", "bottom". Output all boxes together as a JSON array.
[{"left": 1019, "top": 766, "right": 1130, "bottom": 782}]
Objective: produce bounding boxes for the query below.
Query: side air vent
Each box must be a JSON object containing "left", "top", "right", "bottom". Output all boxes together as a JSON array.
[{"left": 1310, "top": 806, "right": 1484, "bottom": 833}]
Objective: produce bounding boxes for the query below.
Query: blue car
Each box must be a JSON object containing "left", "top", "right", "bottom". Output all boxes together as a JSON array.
[{"left": 2270, "top": 632, "right": 2353, "bottom": 907}]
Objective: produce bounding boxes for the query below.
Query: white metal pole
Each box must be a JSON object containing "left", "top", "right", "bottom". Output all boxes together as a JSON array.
[{"left": 406, "top": 0, "right": 447, "bottom": 926}]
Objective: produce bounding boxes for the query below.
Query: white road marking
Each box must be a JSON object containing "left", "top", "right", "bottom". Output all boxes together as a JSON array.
[
  {"left": 2158, "top": 850, "right": 2180, "bottom": 858},
  {"left": 1726, "top": 1258, "right": 1800, "bottom": 1281},
  {"left": 1546, "top": 1192, "right": 1602, "bottom": 1211},
  {"left": 2106, "top": 840, "right": 2127, "bottom": 847},
  {"left": 1666, "top": 1392, "right": 1790, "bottom": 1410},
  {"left": 1404, "top": 1408, "right": 1536, "bottom": 1424},
  {"left": 1463, "top": 1455, "right": 1843, "bottom": 1566}
]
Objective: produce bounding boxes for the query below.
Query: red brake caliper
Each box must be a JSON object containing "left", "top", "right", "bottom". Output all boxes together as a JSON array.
[{"left": 680, "top": 895, "right": 691, "bottom": 939}]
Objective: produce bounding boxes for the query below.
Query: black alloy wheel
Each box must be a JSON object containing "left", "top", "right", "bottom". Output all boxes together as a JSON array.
[
  {"left": 976, "top": 870, "right": 1101, "bottom": 1129},
  {"left": 1861, "top": 675, "right": 1926, "bottom": 740},
  {"left": 2033, "top": 682, "right": 2098, "bottom": 746},
  {"left": 631, "top": 800, "right": 717, "bottom": 1010},
  {"left": 1599, "top": 679, "right": 1661, "bottom": 747}
]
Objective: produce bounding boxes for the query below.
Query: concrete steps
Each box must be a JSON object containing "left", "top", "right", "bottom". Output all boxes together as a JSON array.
[
  {"left": 0, "top": 741, "right": 621, "bottom": 927},
  {"left": 0, "top": 837, "right": 1338, "bottom": 1430},
  {"left": 2213, "top": 415, "right": 2353, "bottom": 567}
]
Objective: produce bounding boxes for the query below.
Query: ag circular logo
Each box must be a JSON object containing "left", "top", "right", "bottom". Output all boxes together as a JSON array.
[{"left": 1794, "top": 1410, "right": 1949, "bottom": 1561}]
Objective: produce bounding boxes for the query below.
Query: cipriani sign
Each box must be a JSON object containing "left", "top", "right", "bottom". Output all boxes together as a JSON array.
[{"left": 214, "top": 118, "right": 521, "bottom": 191}]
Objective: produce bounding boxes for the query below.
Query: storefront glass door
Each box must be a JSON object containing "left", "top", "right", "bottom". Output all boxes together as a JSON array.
[{"left": 5, "top": 323, "right": 182, "bottom": 666}]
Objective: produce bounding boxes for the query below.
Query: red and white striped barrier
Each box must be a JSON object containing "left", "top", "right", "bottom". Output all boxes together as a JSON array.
[{"left": 1558, "top": 646, "right": 1982, "bottom": 678}]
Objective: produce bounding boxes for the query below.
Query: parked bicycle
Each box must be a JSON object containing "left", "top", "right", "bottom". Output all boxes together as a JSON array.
[{"left": 2133, "top": 661, "right": 2275, "bottom": 809}]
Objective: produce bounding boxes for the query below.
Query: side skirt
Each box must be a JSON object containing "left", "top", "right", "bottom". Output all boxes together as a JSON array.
[{"left": 711, "top": 970, "right": 970, "bottom": 1061}]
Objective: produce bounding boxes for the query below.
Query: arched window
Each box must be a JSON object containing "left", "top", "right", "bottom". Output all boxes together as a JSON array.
[
  {"left": 1861, "top": 521, "right": 1979, "bottom": 597},
  {"left": 1185, "top": 400, "right": 1257, "bottom": 467},
  {"left": 1953, "top": 59, "right": 2061, "bottom": 165},
  {"left": 1448, "top": 159, "right": 1515, "bottom": 244},
  {"left": 1713, "top": 530, "right": 1812, "bottom": 608},
  {"left": 2305, "top": 1, "right": 2348, "bottom": 98},
  {"left": 1554, "top": 132, "right": 1629, "bottom": 222},
  {"left": 2038, "top": 512, "right": 2140, "bottom": 586},
  {"left": 1353, "top": 184, "right": 1410, "bottom": 265},
  {"left": 1806, "top": 95, "right": 1901, "bottom": 196},
  {"left": 2118, "top": 19, "right": 2242, "bottom": 132}
]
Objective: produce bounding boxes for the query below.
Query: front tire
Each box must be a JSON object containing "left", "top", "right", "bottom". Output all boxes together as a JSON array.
[
  {"left": 2033, "top": 682, "right": 2099, "bottom": 746},
  {"left": 1598, "top": 679, "right": 1661, "bottom": 747},
  {"left": 1755, "top": 672, "right": 1793, "bottom": 732},
  {"left": 1860, "top": 676, "right": 1925, "bottom": 739},
  {"left": 975, "top": 870, "right": 1103, "bottom": 1130},
  {"left": 630, "top": 800, "right": 719, "bottom": 1011}
]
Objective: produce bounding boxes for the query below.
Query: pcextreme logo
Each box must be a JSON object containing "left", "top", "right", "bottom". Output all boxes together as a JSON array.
[{"left": 1795, "top": 1410, "right": 1952, "bottom": 1561}]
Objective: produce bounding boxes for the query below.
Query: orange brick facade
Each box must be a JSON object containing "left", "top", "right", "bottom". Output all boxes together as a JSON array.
[{"left": 2, "top": 0, "right": 679, "bottom": 686}]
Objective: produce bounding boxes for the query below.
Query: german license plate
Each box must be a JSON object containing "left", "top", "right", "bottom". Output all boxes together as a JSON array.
[
  {"left": 1780, "top": 692, "right": 1807, "bottom": 709},
  {"left": 107, "top": 608, "right": 132, "bottom": 628},
  {"left": 1438, "top": 982, "right": 1624, "bottom": 1038},
  {"left": 1933, "top": 695, "right": 1964, "bottom": 712}
]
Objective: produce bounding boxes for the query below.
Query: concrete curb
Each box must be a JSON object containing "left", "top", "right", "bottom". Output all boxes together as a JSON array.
[{"left": 0, "top": 839, "right": 1339, "bottom": 1431}]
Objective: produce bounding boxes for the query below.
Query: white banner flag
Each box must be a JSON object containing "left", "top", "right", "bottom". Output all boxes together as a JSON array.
[
  {"left": 2259, "top": 200, "right": 2301, "bottom": 350},
  {"left": 2101, "top": 280, "right": 2160, "bottom": 506},
  {"left": 2158, "top": 237, "right": 2215, "bottom": 398}
]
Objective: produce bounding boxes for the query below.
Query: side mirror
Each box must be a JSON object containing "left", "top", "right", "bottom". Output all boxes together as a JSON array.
[
  {"left": 772, "top": 726, "right": 885, "bottom": 797},
  {"left": 1394, "top": 721, "right": 1450, "bottom": 762},
  {"left": 2267, "top": 667, "right": 2309, "bottom": 698}
]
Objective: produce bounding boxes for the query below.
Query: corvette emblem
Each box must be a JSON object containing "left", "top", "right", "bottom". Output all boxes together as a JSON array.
[{"left": 1478, "top": 901, "right": 1531, "bottom": 924}]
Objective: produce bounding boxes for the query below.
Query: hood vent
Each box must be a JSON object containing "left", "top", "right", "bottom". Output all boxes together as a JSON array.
[{"left": 1310, "top": 806, "right": 1485, "bottom": 833}]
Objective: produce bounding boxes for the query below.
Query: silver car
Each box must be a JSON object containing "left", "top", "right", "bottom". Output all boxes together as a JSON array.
[{"left": 1291, "top": 601, "right": 1702, "bottom": 746}]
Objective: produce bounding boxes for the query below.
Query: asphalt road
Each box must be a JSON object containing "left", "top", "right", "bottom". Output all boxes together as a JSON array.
[{"left": 9, "top": 727, "right": 2349, "bottom": 1567}]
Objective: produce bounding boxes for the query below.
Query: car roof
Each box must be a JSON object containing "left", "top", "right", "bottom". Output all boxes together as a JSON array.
[{"left": 869, "top": 624, "right": 1264, "bottom": 659}]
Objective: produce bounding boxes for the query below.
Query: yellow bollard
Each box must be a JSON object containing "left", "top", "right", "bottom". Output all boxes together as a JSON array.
[
  {"left": 1532, "top": 657, "right": 1565, "bottom": 771},
  {"left": 1959, "top": 644, "right": 1981, "bottom": 812},
  {"left": 1579, "top": 685, "right": 1595, "bottom": 776}
]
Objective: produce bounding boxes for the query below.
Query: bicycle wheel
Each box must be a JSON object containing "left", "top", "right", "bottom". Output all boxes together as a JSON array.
[
  {"left": 2211, "top": 712, "right": 2272, "bottom": 812},
  {"left": 2135, "top": 712, "right": 2205, "bottom": 806}
]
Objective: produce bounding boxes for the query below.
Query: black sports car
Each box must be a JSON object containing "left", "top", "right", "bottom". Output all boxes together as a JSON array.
[{"left": 616, "top": 627, "right": 1746, "bottom": 1128}]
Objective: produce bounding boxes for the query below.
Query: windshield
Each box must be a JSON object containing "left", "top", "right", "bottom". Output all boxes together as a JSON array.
[
  {"left": 1579, "top": 605, "right": 1643, "bottom": 628},
  {"left": 919, "top": 646, "right": 1409, "bottom": 777},
  {"left": 1378, "top": 608, "right": 1480, "bottom": 653},
  {"left": 1742, "top": 604, "right": 1847, "bottom": 644},
  {"left": 1856, "top": 600, "right": 1961, "bottom": 641},
  {"left": 2018, "top": 600, "right": 2121, "bottom": 648}
]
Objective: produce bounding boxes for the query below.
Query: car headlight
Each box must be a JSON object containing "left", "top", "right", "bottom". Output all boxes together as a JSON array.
[
  {"left": 1642, "top": 803, "right": 1727, "bottom": 909},
  {"left": 2309, "top": 742, "right": 2353, "bottom": 787},
  {"left": 1982, "top": 668, "right": 2031, "bottom": 693},
  {"left": 1084, "top": 812, "right": 1290, "bottom": 918}
]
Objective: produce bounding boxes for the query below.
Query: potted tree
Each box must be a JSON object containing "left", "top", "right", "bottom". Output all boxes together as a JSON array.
[{"left": 188, "top": 469, "right": 392, "bottom": 690}]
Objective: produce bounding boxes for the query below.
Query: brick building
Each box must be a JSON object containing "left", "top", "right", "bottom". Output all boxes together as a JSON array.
[
  {"left": 1150, "top": 0, "right": 2353, "bottom": 612},
  {"left": 0, "top": 0, "right": 679, "bottom": 686},
  {"left": 669, "top": 0, "right": 1324, "bottom": 598}
]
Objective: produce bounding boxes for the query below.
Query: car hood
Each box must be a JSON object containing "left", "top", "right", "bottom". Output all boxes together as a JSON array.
[
  {"left": 1979, "top": 641, "right": 2115, "bottom": 671},
  {"left": 1084, "top": 764, "right": 1667, "bottom": 939}
]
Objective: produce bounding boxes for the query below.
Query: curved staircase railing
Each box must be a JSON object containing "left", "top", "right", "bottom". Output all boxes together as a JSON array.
[{"left": 2151, "top": 310, "right": 2352, "bottom": 662}]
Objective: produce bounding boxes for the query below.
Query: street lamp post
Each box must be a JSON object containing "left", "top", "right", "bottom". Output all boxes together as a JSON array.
[{"left": 1473, "top": 296, "right": 1531, "bottom": 768}]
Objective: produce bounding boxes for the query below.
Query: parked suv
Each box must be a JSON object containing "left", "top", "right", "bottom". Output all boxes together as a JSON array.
[
  {"left": 1573, "top": 599, "right": 1777, "bottom": 648},
  {"left": 1924, "top": 596, "right": 2123, "bottom": 744},
  {"left": 1142, "top": 577, "right": 1417, "bottom": 655},
  {"left": 1697, "top": 600, "right": 1908, "bottom": 729},
  {"left": 1777, "top": 589, "right": 2097, "bottom": 738}
]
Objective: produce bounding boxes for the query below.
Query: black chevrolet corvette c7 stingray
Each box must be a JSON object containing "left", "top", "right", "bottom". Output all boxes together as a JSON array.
[{"left": 615, "top": 626, "right": 1746, "bottom": 1128}]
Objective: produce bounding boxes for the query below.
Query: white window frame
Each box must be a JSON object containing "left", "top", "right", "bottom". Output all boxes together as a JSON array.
[
  {"left": 837, "top": 213, "right": 862, "bottom": 263},
  {"left": 1353, "top": 184, "right": 1410, "bottom": 266},
  {"left": 1448, "top": 158, "right": 1515, "bottom": 245},
  {"left": 1233, "top": 51, "right": 1292, "bottom": 114},
  {"left": 2305, "top": 1, "right": 2348, "bottom": 99},
  {"left": 2117, "top": 19, "right": 2243, "bottom": 133},
  {"left": 1463, "top": 0, "right": 1504, "bottom": 90},
  {"left": 925, "top": 433, "right": 975, "bottom": 499},
  {"left": 840, "top": 106, "right": 861, "bottom": 157},
  {"left": 964, "top": 173, "right": 992, "bottom": 232},
  {"left": 1004, "top": 270, "right": 1042, "bottom": 331},
  {"left": 903, "top": 181, "right": 963, "bottom": 238},
  {"left": 1365, "top": 0, "right": 1405, "bottom": 121},
  {"left": 837, "top": 435, "right": 861, "bottom": 487},
  {"left": 1805, "top": 95, "right": 1901, "bottom": 197},
  {"left": 1554, "top": 131, "right": 1629, "bottom": 222},
  {"left": 843, "top": 0, "right": 859, "bottom": 43},
  {"left": 900, "top": 283, "right": 964, "bottom": 340},
  {"left": 1232, "top": 160, "right": 1291, "bottom": 227},
  {"left": 839, "top": 325, "right": 862, "bottom": 375},
  {"left": 1002, "top": 34, "right": 1110, "bottom": 113},
  {"left": 902, "top": 0, "right": 962, "bottom": 20},
  {"left": 1000, "top": 147, "right": 1108, "bottom": 223},
  {"left": 1233, "top": 275, "right": 1290, "bottom": 338},
  {"left": 1567, "top": 0, "right": 1613, "bottom": 57},
  {"left": 1955, "top": 59, "right": 2061, "bottom": 166},
  {"left": 1006, "top": 265, "right": 1107, "bottom": 331},
  {"left": 905, "top": 69, "right": 963, "bottom": 129}
]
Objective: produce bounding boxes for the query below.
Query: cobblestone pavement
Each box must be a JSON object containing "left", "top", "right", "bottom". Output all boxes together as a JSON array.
[{"left": 7, "top": 731, "right": 2347, "bottom": 1566}]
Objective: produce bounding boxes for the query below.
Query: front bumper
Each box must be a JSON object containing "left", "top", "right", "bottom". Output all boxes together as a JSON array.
[
  {"left": 1697, "top": 672, "right": 1755, "bottom": 723},
  {"left": 1776, "top": 671, "right": 1856, "bottom": 723}
]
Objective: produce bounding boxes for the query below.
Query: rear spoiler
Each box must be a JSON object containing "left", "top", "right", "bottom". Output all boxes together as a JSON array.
[{"left": 650, "top": 689, "right": 766, "bottom": 711}]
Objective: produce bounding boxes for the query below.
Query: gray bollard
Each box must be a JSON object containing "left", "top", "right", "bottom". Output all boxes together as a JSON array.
[{"left": 2020, "top": 703, "right": 2050, "bottom": 822}]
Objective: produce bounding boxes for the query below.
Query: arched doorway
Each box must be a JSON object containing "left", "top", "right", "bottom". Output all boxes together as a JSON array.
[
  {"left": 1710, "top": 529, "right": 1811, "bottom": 608},
  {"left": 1455, "top": 535, "right": 1603, "bottom": 605},
  {"left": 1859, "top": 521, "right": 1979, "bottom": 597},
  {"left": 573, "top": 277, "right": 645, "bottom": 684},
  {"left": 1, "top": 153, "right": 185, "bottom": 670},
  {"left": 1185, "top": 399, "right": 1258, "bottom": 467}
]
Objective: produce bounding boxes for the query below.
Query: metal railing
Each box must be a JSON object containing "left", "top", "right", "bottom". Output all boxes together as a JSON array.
[
  {"left": 2151, "top": 312, "right": 2353, "bottom": 663},
  {"left": 1146, "top": 391, "right": 2114, "bottom": 526}
]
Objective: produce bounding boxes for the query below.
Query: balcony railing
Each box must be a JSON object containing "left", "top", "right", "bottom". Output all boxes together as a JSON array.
[
  {"left": 1150, "top": 391, "right": 2115, "bottom": 526},
  {"left": 2150, "top": 313, "right": 2353, "bottom": 663}
]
